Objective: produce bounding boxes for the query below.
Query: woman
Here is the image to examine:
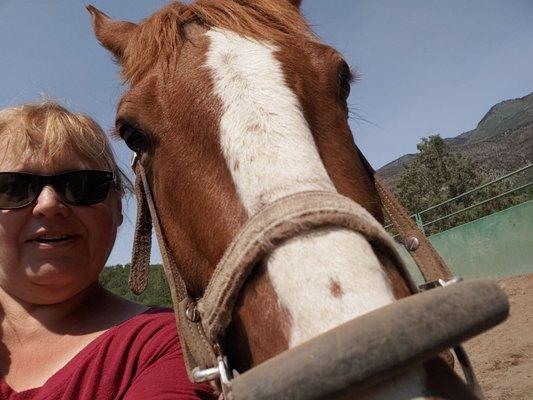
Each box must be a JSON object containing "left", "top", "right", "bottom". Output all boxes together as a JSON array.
[{"left": 0, "top": 101, "right": 214, "bottom": 399}]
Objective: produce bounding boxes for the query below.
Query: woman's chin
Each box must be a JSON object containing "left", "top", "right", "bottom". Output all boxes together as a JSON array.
[
  {"left": 3, "top": 275, "right": 90, "bottom": 306},
  {"left": 24, "top": 262, "right": 92, "bottom": 292},
  {"left": 8, "top": 255, "right": 102, "bottom": 304},
  {"left": 27, "top": 261, "right": 77, "bottom": 277}
]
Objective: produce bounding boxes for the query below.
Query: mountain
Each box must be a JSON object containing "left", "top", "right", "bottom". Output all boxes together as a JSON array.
[{"left": 377, "top": 92, "right": 533, "bottom": 189}]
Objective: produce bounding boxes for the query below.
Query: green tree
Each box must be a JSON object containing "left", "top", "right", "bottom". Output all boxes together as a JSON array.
[
  {"left": 100, "top": 264, "right": 172, "bottom": 307},
  {"left": 397, "top": 135, "right": 483, "bottom": 234},
  {"left": 395, "top": 134, "right": 522, "bottom": 234}
]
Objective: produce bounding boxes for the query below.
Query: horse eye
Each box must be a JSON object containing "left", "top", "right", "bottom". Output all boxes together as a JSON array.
[
  {"left": 120, "top": 125, "right": 148, "bottom": 153},
  {"left": 338, "top": 63, "right": 352, "bottom": 101}
]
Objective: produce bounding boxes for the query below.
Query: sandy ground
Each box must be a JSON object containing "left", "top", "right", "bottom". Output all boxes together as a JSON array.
[{"left": 459, "top": 274, "right": 533, "bottom": 400}]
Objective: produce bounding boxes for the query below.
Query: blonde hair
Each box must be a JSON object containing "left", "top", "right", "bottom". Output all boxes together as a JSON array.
[{"left": 0, "top": 100, "right": 130, "bottom": 196}]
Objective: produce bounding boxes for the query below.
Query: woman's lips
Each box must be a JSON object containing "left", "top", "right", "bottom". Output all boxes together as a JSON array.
[{"left": 28, "top": 234, "right": 80, "bottom": 248}]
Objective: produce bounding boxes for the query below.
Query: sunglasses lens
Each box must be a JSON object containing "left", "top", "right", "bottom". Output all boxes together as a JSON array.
[
  {"left": 0, "top": 171, "right": 114, "bottom": 209},
  {"left": 57, "top": 171, "right": 113, "bottom": 206},
  {"left": 0, "top": 173, "right": 40, "bottom": 209}
]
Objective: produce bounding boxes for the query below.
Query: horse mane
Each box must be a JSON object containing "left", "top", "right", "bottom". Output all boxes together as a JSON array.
[{"left": 121, "top": 0, "right": 314, "bottom": 84}]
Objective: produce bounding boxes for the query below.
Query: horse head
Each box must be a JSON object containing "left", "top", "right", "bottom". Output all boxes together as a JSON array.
[{"left": 88, "top": 2, "right": 476, "bottom": 398}]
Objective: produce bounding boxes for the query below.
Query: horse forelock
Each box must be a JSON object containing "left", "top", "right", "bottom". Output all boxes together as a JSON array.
[{"left": 120, "top": 0, "right": 312, "bottom": 85}]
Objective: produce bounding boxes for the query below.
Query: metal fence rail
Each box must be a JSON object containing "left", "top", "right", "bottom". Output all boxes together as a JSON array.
[{"left": 385, "top": 163, "right": 533, "bottom": 235}]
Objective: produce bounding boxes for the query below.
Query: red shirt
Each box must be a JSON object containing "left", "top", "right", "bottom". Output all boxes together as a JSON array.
[{"left": 0, "top": 308, "right": 215, "bottom": 400}]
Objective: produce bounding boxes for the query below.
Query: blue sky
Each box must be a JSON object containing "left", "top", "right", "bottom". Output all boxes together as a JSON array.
[{"left": 0, "top": 1, "right": 532, "bottom": 265}]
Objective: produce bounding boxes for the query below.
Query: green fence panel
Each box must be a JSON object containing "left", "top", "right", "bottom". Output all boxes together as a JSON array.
[{"left": 399, "top": 199, "right": 533, "bottom": 284}]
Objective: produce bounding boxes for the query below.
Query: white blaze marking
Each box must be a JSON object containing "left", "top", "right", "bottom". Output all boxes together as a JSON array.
[
  {"left": 205, "top": 28, "right": 335, "bottom": 214},
  {"left": 205, "top": 28, "right": 428, "bottom": 397}
]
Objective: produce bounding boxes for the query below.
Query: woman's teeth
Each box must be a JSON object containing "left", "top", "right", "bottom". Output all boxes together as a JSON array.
[{"left": 36, "top": 235, "right": 71, "bottom": 243}]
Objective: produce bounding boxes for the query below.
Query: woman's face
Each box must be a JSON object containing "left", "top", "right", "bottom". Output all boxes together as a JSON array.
[{"left": 0, "top": 152, "right": 122, "bottom": 305}]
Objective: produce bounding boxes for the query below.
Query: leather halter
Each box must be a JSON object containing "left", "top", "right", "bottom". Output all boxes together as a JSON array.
[{"left": 127, "top": 148, "right": 466, "bottom": 390}]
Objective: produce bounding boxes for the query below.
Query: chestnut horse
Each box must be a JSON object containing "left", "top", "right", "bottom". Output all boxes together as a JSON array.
[{"left": 88, "top": 1, "right": 477, "bottom": 398}]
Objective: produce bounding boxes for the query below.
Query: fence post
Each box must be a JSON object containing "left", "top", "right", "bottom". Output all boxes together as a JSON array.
[{"left": 415, "top": 213, "right": 426, "bottom": 235}]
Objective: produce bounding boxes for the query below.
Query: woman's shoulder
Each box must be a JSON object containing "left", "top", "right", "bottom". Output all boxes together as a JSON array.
[
  {"left": 96, "top": 307, "right": 216, "bottom": 398},
  {"left": 115, "top": 306, "right": 176, "bottom": 329},
  {"left": 60, "top": 306, "right": 183, "bottom": 378},
  {"left": 31, "top": 307, "right": 215, "bottom": 399},
  {"left": 106, "top": 307, "right": 181, "bottom": 357}
]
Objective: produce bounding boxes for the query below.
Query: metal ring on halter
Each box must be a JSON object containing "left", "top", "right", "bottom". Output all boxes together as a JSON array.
[{"left": 192, "top": 355, "right": 233, "bottom": 397}]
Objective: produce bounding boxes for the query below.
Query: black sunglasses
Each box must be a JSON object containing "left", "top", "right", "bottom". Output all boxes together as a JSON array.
[{"left": 0, "top": 170, "right": 115, "bottom": 209}]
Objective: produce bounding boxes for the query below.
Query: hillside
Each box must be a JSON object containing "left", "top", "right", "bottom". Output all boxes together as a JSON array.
[{"left": 378, "top": 92, "right": 533, "bottom": 189}]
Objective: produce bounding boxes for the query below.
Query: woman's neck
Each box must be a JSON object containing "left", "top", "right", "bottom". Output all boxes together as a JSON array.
[
  {"left": 0, "top": 283, "right": 112, "bottom": 340},
  {"left": 0, "top": 283, "right": 147, "bottom": 391}
]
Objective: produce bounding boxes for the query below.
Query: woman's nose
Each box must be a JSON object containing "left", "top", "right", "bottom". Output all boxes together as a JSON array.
[{"left": 32, "top": 185, "right": 70, "bottom": 218}]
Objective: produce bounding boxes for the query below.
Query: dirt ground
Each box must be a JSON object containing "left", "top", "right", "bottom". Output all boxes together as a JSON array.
[{"left": 459, "top": 274, "right": 533, "bottom": 399}]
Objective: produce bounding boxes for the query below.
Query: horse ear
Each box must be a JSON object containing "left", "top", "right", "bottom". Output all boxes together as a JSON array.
[{"left": 86, "top": 5, "right": 138, "bottom": 60}]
